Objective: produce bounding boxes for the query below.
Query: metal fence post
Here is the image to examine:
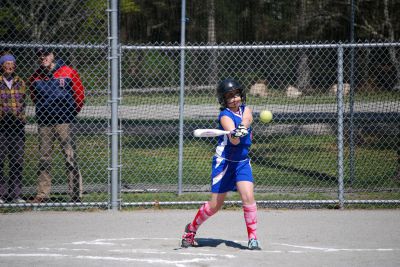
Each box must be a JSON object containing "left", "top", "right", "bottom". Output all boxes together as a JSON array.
[
  {"left": 337, "top": 45, "right": 345, "bottom": 209},
  {"left": 178, "top": 0, "right": 187, "bottom": 195},
  {"left": 109, "top": 0, "right": 120, "bottom": 210},
  {"left": 349, "top": 0, "right": 356, "bottom": 187}
]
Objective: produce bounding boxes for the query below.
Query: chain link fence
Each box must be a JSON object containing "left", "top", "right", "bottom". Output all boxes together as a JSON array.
[
  {"left": 119, "top": 43, "right": 400, "bottom": 209},
  {"left": 1, "top": 1, "right": 399, "bottom": 210}
]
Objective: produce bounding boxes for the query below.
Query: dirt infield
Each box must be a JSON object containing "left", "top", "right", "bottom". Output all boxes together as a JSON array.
[{"left": 0, "top": 209, "right": 399, "bottom": 267}]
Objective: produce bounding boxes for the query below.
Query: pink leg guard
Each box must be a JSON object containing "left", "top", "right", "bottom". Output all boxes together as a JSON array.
[
  {"left": 189, "top": 202, "right": 216, "bottom": 232},
  {"left": 243, "top": 203, "right": 258, "bottom": 240}
]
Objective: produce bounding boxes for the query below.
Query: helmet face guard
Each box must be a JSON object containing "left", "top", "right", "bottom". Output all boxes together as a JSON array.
[{"left": 216, "top": 78, "right": 246, "bottom": 108}]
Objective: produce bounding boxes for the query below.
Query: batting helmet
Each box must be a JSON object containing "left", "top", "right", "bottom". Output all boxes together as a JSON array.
[{"left": 216, "top": 78, "right": 246, "bottom": 108}]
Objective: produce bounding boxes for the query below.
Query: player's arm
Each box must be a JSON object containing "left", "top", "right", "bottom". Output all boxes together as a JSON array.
[
  {"left": 231, "top": 106, "right": 253, "bottom": 139},
  {"left": 220, "top": 115, "right": 240, "bottom": 145},
  {"left": 241, "top": 106, "right": 253, "bottom": 128}
]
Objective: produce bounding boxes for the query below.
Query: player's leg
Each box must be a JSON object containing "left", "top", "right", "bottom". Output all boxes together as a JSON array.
[
  {"left": 237, "top": 181, "right": 260, "bottom": 250},
  {"left": 191, "top": 156, "right": 235, "bottom": 231},
  {"left": 237, "top": 180, "right": 255, "bottom": 205},
  {"left": 181, "top": 156, "right": 234, "bottom": 247},
  {"left": 190, "top": 193, "right": 226, "bottom": 232},
  {"left": 181, "top": 193, "right": 226, "bottom": 248},
  {"left": 236, "top": 160, "right": 261, "bottom": 250},
  {"left": 237, "top": 181, "right": 257, "bottom": 239}
]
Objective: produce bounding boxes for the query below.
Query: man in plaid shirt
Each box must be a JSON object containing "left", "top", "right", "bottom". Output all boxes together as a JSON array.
[{"left": 0, "top": 52, "right": 27, "bottom": 204}]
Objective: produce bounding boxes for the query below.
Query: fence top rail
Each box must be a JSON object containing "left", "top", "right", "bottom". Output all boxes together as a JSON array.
[
  {"left": 1, "top": 42, "right": 399, "bottom": 51},
  {"left": 0, "top": 43, "right": 108, "bottom": 49},
  {"left": 122, "top": 42, "right": 400, "bottom": 50}
]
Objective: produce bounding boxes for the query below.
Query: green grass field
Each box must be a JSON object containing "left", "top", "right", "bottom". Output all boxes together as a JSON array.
[
  {"left": 14, "top": 89, "right": 399, "bottom": 204},
  {"left": 16, "top": 126, "right": 399, "bottom": 204},
  {"left": 85, "top": 90, "right": 400, "bottom": 106}
]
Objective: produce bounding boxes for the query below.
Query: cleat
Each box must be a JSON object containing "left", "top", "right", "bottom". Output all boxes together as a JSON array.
[
  {"left": 181, "top": 223, "right": 198, "bottom": 248},
  {"left": 248, "top": 238, "right": 261, "bottom": 250}
]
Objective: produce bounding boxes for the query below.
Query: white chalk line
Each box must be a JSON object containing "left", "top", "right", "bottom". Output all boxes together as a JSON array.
[
  {"left": 0, "top": 253, "right": 216, "bottom": 266},
  {"left": 273, "top": 243, "right": 400, "bottom": 253},
  {"left": 71, "top": 237, "right": 180, "bottom": 246},
  {"left": 107, "top": 249, "right": 235, "bottom": 258},
  {"left": 38, "top": 247, "right": 90, "bottom": 252},
  {"left": 0, "top": 238, "right": 235, "bottom": 266},
  {"left": 76, "top": 255, "right": 217, "bottom": 265}
]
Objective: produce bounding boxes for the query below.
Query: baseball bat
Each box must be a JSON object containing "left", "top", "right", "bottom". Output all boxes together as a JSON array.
[{"left": 193, "top": 129, "right": 231, "bottom": 137}]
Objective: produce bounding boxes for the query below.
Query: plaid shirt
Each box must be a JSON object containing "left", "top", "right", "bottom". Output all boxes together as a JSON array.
[{"left": 0, "top": 75, "right": 27, "bottom": 123}]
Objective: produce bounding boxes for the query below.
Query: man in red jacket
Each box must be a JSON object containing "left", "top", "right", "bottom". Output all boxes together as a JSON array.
[{"left": 29, "top": 48, "right": 84, "bottom": 203}]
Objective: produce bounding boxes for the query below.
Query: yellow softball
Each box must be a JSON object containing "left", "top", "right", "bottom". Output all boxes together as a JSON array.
[{"left": 260, "top": 110, "right": 273, "bottom": 123}]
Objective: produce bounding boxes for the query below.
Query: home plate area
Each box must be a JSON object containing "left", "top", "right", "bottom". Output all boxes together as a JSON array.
[
  {"left": 0, "top": 237, "right": 243, "bottom": 266},
  {"left": 1, "top": 237, "right": 399, "bottom": 267},
  {"left": 72, "top": 237, "right": 239, "bottom": 265}
]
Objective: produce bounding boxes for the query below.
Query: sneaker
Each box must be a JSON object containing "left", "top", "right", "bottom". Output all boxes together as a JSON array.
[
  {"left": 0, "top": 199, "right": 4, "bottom": 204},
  {"left": 181, "top": 223, "right": 198, "bottom": 248},
  {"left": 15, "top": 198, "right": 26, "bottom": 204},
  {"left": 248, "top": 238, "right": 261, "bottom": 250}
]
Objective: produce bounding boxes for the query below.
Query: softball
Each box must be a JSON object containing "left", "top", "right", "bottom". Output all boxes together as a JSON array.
[{"left": 260, "top": 110, "right": 273, "bottom": 123}]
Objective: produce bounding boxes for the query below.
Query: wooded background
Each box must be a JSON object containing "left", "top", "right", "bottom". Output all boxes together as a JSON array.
[{"left": 1, "top": 0, "right": 399, "bottom": 44}]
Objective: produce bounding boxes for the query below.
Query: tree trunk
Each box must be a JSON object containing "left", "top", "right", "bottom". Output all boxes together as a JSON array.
[
  {"left": 296, "top": 0, "right": 311, "bottom": 92},
  {"left": 383, "top": 0, "right": 400, "bottom": 91}
]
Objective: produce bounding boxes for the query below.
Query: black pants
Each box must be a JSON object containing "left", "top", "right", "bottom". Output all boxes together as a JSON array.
[{"left": 0, "top": 118, "right": 25, "bottom": 201}]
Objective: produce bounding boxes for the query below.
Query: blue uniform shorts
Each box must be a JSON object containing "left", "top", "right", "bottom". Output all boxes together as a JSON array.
[{"left": 210, "top": 156, "right": 253, "bottom": 193}]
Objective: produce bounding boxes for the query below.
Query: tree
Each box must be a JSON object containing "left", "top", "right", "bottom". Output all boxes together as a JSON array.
[
  {"left": 0, "top": 0, "right": 108, "bottom": 44},
  {"left": 356, "top": 0, "right": 400, "bottom": 91},
  {"left": 296, "top": 0, "right": 311, "bottom": 92},
  {"left": 382, "top": 0, "right": 400, "bottom": 91}
]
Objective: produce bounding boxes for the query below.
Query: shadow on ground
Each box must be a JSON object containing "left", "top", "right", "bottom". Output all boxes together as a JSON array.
[{"left": 195, "top": 238, "right": 248, "bottom": 249}]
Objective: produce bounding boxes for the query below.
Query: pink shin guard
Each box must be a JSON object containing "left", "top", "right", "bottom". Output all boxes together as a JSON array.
[
  {"left": 189, "top": 202, "right": 216, "bottom": 232},
  {"left": 243, "top": 203, "right": 258, "bottom": 240}
]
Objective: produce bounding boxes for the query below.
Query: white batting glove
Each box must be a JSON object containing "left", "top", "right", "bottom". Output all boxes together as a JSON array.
[{"left": 232, "top": 124, "right": 248, "bottom": 138}]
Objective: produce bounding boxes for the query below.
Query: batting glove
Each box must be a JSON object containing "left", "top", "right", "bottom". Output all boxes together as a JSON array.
[{"left": 232, "top": 124, "right": 248, "bottom": 138}]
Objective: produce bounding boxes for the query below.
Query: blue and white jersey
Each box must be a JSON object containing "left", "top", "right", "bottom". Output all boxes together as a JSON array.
[{"left": 214, "top": 104, "right": 252, "bottom": 161}]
